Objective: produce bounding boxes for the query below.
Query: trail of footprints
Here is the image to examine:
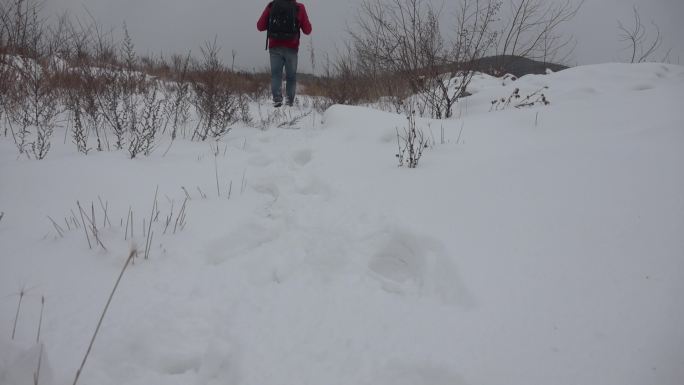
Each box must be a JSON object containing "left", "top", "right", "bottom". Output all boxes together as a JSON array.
[{"left": 208, "top": 145, "right": 471, "bottom": 305}]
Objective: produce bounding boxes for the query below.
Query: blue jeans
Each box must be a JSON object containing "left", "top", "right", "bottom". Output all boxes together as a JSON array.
[{"left": 269, "top": 47, "right": 298, "bottom": 103}]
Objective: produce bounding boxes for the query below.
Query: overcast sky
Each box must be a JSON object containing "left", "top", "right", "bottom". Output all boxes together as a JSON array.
[{"left": 41, "top": 0, "right": 684, "bottom": 73}]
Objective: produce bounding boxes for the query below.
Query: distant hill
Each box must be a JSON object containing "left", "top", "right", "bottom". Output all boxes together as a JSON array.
[
  {"left": 469, "top": 55, "right": 569, "bottom": 77},
  {"left": 299, "top": 55, "right": 568, "bottom": 81}
]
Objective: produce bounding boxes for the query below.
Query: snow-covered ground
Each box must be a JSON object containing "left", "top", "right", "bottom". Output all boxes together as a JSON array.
[{"left": 1, "top": 62, "right": 683, "bottom": 385}]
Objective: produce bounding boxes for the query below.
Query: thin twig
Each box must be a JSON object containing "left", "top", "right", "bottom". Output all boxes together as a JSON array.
[
  {"left": 72, "top": 249, "right": 136, "bottom": 385},
  {"left": 145, "top": 231, "right": 154, "bottom": 260},
  {"left": 47, "top": 216, "right": 65, "bottom": 237},
  {"left": 70, "top": 210, "right": 80, "bottom": 229},
  {"left": 33, "top": 343, "right": 44, "bottom": 385},
  {"left": 91, "top": 203, "right": 96, "bottom": 235},
  {"left": 456, "top": 121, "right": 465, "bottom": 145},
  {"left": 11, "top": 288, "right": 25, "bottom": 340},
  {"left": 36, "top": 296, "right": 45, "bottom": 343},
  {"left": 181, "top": 186, "right": 191, "bottom": 200},
  {"left": 77, "top": 201, "right": 92, "bottom": 249},
  {"left": 173, "top": 198, "right": 188, "bottom": 234},
  {"left": 78, "top": 201, "right": 106, "bottom": 251},
  {"left": 197, "top": 186, "right": 207, "bottom": 199},
  {"left": 163, "top": 200, "right": 175, "bottom": 235},
  {"left": 214, "top": 155, "right": 221, "bottom": 197},
  {"left": 162, "top": 138, "right": 174, "bottom": 157},
  {"left": 124, "top": 206, "right": 131, "bottom": 241},
  {"left": 98, "top": 196, "right": 111, "bottom": 228},
  {"left": 144, "top": 186, "right": 158, "bottom": 258}
]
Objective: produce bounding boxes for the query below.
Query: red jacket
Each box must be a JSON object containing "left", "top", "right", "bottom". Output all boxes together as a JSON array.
[{"left": 257, "top": 1, "right": 312, "bottom": 51}]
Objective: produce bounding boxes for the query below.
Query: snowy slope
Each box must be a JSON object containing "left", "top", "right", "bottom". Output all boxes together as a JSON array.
[{"left": 1, "top": 62, "right": 683, "bottom": 385}]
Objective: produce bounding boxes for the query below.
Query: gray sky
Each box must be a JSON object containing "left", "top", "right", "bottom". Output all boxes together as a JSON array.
[{"left": 41, "top": 0, "right": 684, "bottom": 73}]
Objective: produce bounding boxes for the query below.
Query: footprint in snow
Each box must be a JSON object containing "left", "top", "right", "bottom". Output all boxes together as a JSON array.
[
  {"left": 291, "top": 148, "right": 313, "bottom": 166},
  {"left": 294, "top": 174, "right": 332, "bottom": 198},
  {"left": 363, "top": 227, "right": 474, "bottom": 307},
  {"left": 247, "top": 154, "right": 273, "bottom": 167},
  {"left": 631, "top": 84, "right": 653, "bottom": 91},
  {"left": 204, "top": 222, "right": 280, "bottom": 265},
  {"left": 371, "top": 362, "right": 467, "bottom": 385}
]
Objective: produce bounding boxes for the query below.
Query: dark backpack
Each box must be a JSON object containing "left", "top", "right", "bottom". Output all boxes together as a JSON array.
[{"left": 267, "top": 0, "right": 300, "bottom": 40}]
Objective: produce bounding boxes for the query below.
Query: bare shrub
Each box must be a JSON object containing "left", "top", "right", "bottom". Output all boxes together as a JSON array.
[
  {"left": 0, "top": 54, "right": 15, "bottom": 137},
  {"left": 423, "top": 0, "right": 501, "bottom": 119},
  {"left": 128, "top": 82, "right": 164, "bottom": 158},
  {"left": 94, "top": 27, "right": 157, "bottom": 154},
  {"left": 351, "top": 0, "right": 446, "bottom": 117},
  {"left": 31, "top": 115, "right": 54, "bottom": 159},
  {"left": 497, "top": 0, "right": 583, "bottom": 66},
  {"left": 0, "top": 0, "right": 44, "bottom": 57},
  {"left": 396, "top": 108, "right": 428, "bottom": 168},
  {"left": 322, "top": 46, "right": 376, "bottom": 106},
  {"left": 377, "top": 72, "right": 414, "bottom": 113},
  {"left": 349, "top": 0, "right": 581, "bottom": 118},
  {"left": 350, "top": 0, "right": 497, "bottom": 118},
  {"left": 97, "top": 72, "right": 126, "bottom": 149},
  {"left": 0, "top": 1, "right": 103, "bottom": 158},
  {"left": 490, "top": 86, "right": 549, "bottom": 110},
  {"left": 67, "top": 95, "right": 90, "bottom": 154},
  {"left": 190, "top": 39, "right": 248, "bottom": 141},
  {"left": 254, "top": 104, "right": 286, "bottom": 130},
  {"left": 277, "top": 109, "right": 311, "bottom": 129},
  {"left": 297, "top": 77, "right": 335, "bottom": 112},
  {"left": 310, "top": 95, "right": 334, "bottom": 114},
  {"left": 298, "top": 47, "right": 412, "bottom": 113},
  {"left": 63, "top": 66, "right": 106, "bottom": 154},
  {"left": 243, "top": 71, "right": 271, "bottom": 102},
  {"left": 512, "top": 86, "right": 549, "bottom": 108},
  {"left": 56, "top": 16, "right": 114, "bottom": 151},
  {"left": 119, "top": 26, "right": 148, "bottom": 93},
  {"left": 78, "top": 71, "right": 107, "bottom": 150},
  {"left": 161, "top": 53, "right": 192, "bottom": 140},
  {"left": 3, "top": 13, "right": 60, "bottom": 158}
]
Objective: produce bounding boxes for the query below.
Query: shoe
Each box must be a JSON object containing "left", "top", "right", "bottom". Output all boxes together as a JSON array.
[
  {"left": 273, "top": 101, "right": 283, "bottom": 108},
  {"left": 285, "top": 98, "right": 294, "bottom": 107}
]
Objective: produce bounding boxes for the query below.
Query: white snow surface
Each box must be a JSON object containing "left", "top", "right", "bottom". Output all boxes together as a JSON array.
[{"left": 1, "top": 62, "right": 683, "bottom": 385}]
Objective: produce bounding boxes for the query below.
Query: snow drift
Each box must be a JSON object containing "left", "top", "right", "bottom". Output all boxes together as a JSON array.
[{"left": 1, "top": 62, "right": 683, "bottom": 385}]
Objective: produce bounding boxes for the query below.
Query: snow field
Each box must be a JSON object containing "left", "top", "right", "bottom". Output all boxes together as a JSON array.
[{"left": 1, "top": 62, "right": 683, "bottom": 385}]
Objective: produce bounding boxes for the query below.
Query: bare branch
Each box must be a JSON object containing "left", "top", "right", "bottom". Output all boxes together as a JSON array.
[{"left": 617, "top": 6, "right": 667, "bottom": 63}]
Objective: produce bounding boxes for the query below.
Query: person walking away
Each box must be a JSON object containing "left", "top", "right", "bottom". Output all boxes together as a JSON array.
[{"left": 257, "top": 0, "right": 312, "bottom": 107}]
